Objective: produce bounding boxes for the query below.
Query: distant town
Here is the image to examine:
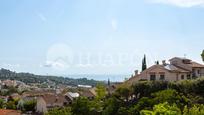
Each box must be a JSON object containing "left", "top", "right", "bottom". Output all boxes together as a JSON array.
[{"left": 0, "top": 68, "right": 121, "bottom": 115}]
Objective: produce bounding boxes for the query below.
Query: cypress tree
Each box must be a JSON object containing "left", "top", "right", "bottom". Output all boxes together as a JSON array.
[
  {"left": 142, "top": 55, "right": 147, "bottom": 71},
  {"left": 201, "top": 50, "right": 204, "bottom": 62}
]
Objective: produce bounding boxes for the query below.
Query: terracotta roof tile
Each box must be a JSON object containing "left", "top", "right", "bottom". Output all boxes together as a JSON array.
[
  {"left": 0, "top": 109, "right": 21, "bottom": 115},
  {"left": 188, "top": 62, "right": 204, "bottom": 68},
  {"left": 41, "top": 94, "right": 68, "bottom": 107}
]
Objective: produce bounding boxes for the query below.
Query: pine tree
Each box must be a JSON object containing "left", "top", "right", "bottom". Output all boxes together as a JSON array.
[{"left": 142, "top": 55, "right": 147, "bottom": 71}]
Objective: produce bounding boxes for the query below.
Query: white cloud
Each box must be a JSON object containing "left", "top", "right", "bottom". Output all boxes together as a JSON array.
[{"left": 149, "top": 0, "right": 204, "bottom": 8}]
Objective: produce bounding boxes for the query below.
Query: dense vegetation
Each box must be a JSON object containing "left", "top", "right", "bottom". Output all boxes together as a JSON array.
[
  {"left": 0, "top": 68, "right": 103, "bottom": 86},
  {"left": 0, "top": 97, "right": 36, "bottom": 113},
  {"left": 46, "top": 78, "right": 204, "bottom": 115}
]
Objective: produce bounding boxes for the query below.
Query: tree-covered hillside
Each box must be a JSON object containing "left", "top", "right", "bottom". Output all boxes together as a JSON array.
[{"left": 0, "top": 68, "right": 103, "bottom": 86}]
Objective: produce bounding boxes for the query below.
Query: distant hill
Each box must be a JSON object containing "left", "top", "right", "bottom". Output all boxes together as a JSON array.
[{"left": 0, "top": 68, "right": 104, "bottom": 86}]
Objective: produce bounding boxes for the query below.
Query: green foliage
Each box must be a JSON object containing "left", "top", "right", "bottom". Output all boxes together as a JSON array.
[
  {"left": 183, "top": 105, "right": 204, "bottom": 115},
  {"left": 0, "top": 86, "right": 18, "bottom": 96},
  {"left": 132, "top": 97, "right": 154, "bottom": 113},
  {"left": 169, "top": 78, "right": 204, "bottom": 97},
  {"left": 0, "top": 99, "right": 5, "bottom": 108},
  {"left": 6, "top": 101, "right": 16, "bottom": 109},
  {"left": 140, "top": 102, "right": 181, "bottom": 115},
  {"left": 115, "top": 87, "right": 131, "bottom": 101},
  {"left": 201, "top": 50, "right": 204, "bottom": 62},
  {"left": 72, "top": 97, "right": 90, "bottom": 115},
  {"left": 151, "top": 89, "right": 190, "bottom": 109},
  {"left": 23, "top": 100, "right": 36, "bottom": 112},
  {"left": 46, "top": 107, "right": 72, "bottom": 115},
  {"left": 95, "top": 83, "right": 106, "bottom": 100},
  {"left": 102, "top": 97, "right": 122, "bottom": 115},
  {"left": 132, "top": 81, "right": 168, "bottom": 98},
  {"left": 46, "top": 78, "right": 204, "bottom": 115},
  {"left": 117, "top": 107, "right": 130, "bottom": 115},
  {"left": 71, "top": 84, "right": 107, "bottom": 115},
  {"left": 129, "top": 89, "right": 190, "bottom": 114}
]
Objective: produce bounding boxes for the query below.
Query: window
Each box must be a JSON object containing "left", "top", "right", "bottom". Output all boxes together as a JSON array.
[
  {"left": 160, "top": 75, "right": 165, "bottom": 80},
  {"left": 198, "top": 70, "right": 200, "bottom": 74},
  {"left": 181, "top": 75, "right": 184, "bottom": 80},
  {"left": 150, "top": 74, "right": 156, "bottom": 81},
  {"left": 187, "top": 74, "right": 191, "bottom": 79}
]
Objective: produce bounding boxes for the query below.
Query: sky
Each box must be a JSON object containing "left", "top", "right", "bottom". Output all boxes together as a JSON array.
[{"left": 0, "top": 0, "right": 204, "bottom": 79}]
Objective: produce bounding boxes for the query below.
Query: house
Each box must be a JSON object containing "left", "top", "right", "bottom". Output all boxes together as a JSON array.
[
  {"left": 107, "top": 84, "right": 118, "bottom": 95},
  {"left": 36, "top": 93, "right": 70, "bottom": 114},
  {"left": 79, "top": 89, "right": 95, "bottom": 100},
  {"left": 126, "top": 57, "right": 204, "bottom": 85},
  {"left": 16, "top": 81, "right": 30, "bottom": 92},
  {"left": 2, "top": 80, "right": 17, "bottom": 87},
  {"left": 65, "top": 92, "right": 79, "bottom": 102}
]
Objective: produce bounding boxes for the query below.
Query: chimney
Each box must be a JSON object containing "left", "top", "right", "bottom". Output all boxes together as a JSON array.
[
  {"left": 134, "top": 70, "right": 138, "bottom": 76},
  {"left": 131, "top": 74, "right": 134, "bottom": 78},
  {"left": 162, "top": 60, "right": 166, "bottom": 66},
  {"left": 155, "top": 61, "right": 159, "bottom": 65}
]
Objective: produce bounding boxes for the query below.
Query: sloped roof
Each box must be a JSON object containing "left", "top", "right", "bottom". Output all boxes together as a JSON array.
[
  {"left": 66, "top": 92, "right": 79, "bottom": 98},
  {"left": 0, "top": 109, "right": 21, "bottom": 115},
  {"left": 79, "top": 89, "right": 95, "bottom": 98},
  {"left": 142, "top": 64, "right": 167, "bottom": 73},
  {"left": 164, "top": 64, "right": 190, "bottom": 73},
  {"left": 169, "top": 57, "right": 191, "bottom": 61},
  {"left": 41, "top": 94, "right": 68, "bottom": 106},
  {"left": 188, "top": 61, "right": 204, "bottom": 68}
]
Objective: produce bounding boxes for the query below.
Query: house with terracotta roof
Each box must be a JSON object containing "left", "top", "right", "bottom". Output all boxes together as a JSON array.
[
  {"left": 65, "top": 92, "right": 79, "bottom": 102},
  {"left": 126, "top": 57, "right": 204, "bottom": 85},
  {"left": 36, "top": 93, "right": 70, "bottom": 114},
  {"left": 79, "top": 89, "right": 95, "bottom": 100}
]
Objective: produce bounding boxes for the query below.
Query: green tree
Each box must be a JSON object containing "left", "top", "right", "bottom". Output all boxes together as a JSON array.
[
  {"left": 23, "top": 99, "right": 37, "bottom": 112},
  {"left": 0, "top": 99, "right": 5, "bottom": 108},
  {"left": 142, "top": 55, "right": 147, "bottom": 71},
  {"left": 88, "top": 83, "right": 106, "bottom": 114},
  {"left": 72, "top": 97, "right": 90, "bottom": 115},
  {"left": 6, "top": 101, "right": 16, "bottom": 110},
  {"left": 102, "top": 97, "right": 122, "bottom": 115},
  {"left": 115, "top": 87, "right": 131, "bottom": 101},
  {"left": 151, "top": 89, "right": 190, "bottom": 109},
  {"left": 95, "top": 83, "right": 106, "bottom": 100},
  {"left": 140, "top": 102, "right": 181, "bottom": 115},
  {"left": 201, "top": 50, "right": 204, "bottom": 62},
  {"left": 117, "top": 107, "right": 130, "bottom": 115},
  {"left": 132, "top": 81, "right": 168, "bottom": 98},
  {"left": 130, "top": 97, "right": 154, "bottom": 115},
  {"left": 46, "top": 107, "right": 72, "bottom": 115}
]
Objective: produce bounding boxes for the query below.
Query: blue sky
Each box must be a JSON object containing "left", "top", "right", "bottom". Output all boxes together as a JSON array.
[{"left": 0, "top": 0, "right": 204, "bottom": 78}]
